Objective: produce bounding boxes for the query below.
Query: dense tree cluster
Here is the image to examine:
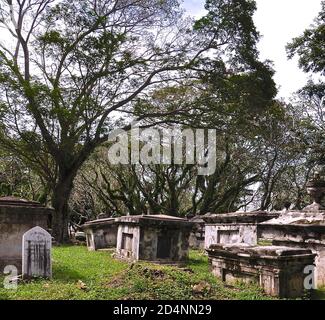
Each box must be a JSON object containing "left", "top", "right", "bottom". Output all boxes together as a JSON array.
[{"left": 0, "top": 0, "right": 324, "bottom": 240}]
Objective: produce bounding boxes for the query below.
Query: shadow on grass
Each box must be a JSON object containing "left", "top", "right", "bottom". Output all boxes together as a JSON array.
[
  {"left": 51, "top": 245, "right": 128, "bottom": 284},
  {"left": 51, "top": 245, "right": 99, "bottom": 282},
  {"left": 52, "top": 265, "right": 87, "bottom": 283},
  {"left": 311, "top": 289, "right": 325, "bottom": 300}
]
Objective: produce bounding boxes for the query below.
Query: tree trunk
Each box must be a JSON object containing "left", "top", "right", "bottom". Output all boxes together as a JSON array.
[
  {"left": 51, "top": 176, "right": 74, "bottom": 243},
  {"left": 50, "top": 143, "right": 97, "bottom": 243}
]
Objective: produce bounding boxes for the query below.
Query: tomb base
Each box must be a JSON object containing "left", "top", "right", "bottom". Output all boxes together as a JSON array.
[{"left": 207, "top": 244, "right": 316, "bottom": 298}]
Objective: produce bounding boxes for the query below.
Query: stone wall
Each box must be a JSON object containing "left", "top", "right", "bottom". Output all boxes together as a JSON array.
[
  {"left": 82, "top": 219, "right": 118, "bottom": 251},
  {"left": 138, "top": 227, "right": 157, "bottom": 261},
  {"left": 116, "top": 224, "right": 141, "bottom": 260},
  {"left": 259, "top": 223, "right": 325, "bottom": 243},
  {"left": 138, "top": 227, "right": 191, "bottom": 263},
  {"left": 116, "top": 225, "right": 191, "bottom": 264},
  {"left": 205, "top": 224, "right": 257, "bottom": 248},
  {"left": 271, "top": 239, "right": 325, "bottom": 288}
]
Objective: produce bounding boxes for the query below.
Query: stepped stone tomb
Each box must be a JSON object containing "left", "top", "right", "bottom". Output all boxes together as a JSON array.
[{"left": 207, "top": 244, "right": 316, "bottom": 298}]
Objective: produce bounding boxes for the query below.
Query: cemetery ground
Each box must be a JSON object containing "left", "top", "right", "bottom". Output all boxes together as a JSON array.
[{"left": 0, "top": 245, "right": 275, "bottom": 300}]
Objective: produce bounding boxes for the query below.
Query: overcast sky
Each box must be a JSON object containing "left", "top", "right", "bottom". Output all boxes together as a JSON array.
[{"left": 182, "top": 0, "right": 322, "bottom": 100}]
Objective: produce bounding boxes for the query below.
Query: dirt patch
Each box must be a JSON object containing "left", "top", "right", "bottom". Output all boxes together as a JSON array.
[
  {"left": 178, "top": 267, "right": 194, "bottom": 274},
  {"left": 138, "top": 266, "right": 167, "bottom": 280},
  {"left": 105, "top": 272, "right": 127, "bottom": 289}
]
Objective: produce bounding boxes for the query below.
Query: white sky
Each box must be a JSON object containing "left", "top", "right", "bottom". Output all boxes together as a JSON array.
[{"left": 182, "top": 0, "right": 322, "bottom": 100}]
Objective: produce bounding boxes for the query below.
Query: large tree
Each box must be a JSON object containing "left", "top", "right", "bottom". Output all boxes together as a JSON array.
[
  {"left": 0, "top": 0, "right": 275, "bottom": 242},
  {"left": 287, "top": 0, "right": 325, "bottom": 173}
]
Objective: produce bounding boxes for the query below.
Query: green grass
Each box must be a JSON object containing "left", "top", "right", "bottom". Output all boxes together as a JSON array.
[{"left": 0, "top": 246, "right": 273, "bottom": 300}]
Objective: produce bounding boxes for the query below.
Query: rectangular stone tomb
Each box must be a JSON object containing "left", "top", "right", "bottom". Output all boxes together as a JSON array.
[
  {"left": 115, "top": 215, "right": 193, "bottom": 264},
  {"left": 0, "top": 197, "right": 52, "bottom": 272},
  {"left": 203, "top": 211, "right": 279, "bottom": 248},
  {"left": 22, "top": 226, "right": 52, "bottom": 279},
  {"left": 81, "top": 218, "right": 118, "bottom": 251},
  {"left": 259, "top": 211, "right": 325, "bottom": 288},
  {"left": 207, "top": 244, "right": 316, "bottom": 298}
]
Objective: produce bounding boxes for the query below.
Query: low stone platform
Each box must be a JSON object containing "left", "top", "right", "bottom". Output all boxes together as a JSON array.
[{"left": 207, "top": 244, "right": 316, "bottom": 298}]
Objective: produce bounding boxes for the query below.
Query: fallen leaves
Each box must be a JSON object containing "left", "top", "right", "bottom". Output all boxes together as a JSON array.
[
  {"left": 192, "top": 281, "right": 212, "bottom": 295},
  {"left": 76, "top": 280, "right": 88, "bottom": 290}
]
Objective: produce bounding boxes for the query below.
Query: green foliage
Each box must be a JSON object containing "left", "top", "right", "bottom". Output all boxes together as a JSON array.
[
  {"left": 194, "top": 0, "right": 259, "bottom": 66},
  {"left": 287, "top": 1, "right": 325, "bottom": 75},
  {"left": 190, "top": 1, "right": 277, "bottom": 125},
  {"left": 286, "top": 1, "right": 325, "bottom": 178},
  {"left": 0, "top": 151, "right": 47, "bottom": 201},
  {"left": 0, "top": 0, "right": 288, "bottom": 240},
  {"left": 38, "top": 30, "right": 67, "bottom": 47}
]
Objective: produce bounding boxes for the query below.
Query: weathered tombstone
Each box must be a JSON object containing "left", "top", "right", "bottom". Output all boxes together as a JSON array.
[{"left": 22, "top": 226, "right": 52, "bottom": 279}]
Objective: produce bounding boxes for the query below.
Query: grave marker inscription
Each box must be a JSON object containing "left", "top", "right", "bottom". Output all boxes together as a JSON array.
[{"left": 22, "top": 226, "right": 52, "bottom": 279}]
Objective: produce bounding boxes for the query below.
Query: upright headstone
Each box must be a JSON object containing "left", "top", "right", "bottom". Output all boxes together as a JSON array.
[{"left": 22, "top": 226, "right": 52, "bottom": 279}]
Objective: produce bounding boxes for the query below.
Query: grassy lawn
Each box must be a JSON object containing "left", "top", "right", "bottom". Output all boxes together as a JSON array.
[{"left": 0, "top": 245, "right": 273, "bottom": 300}]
